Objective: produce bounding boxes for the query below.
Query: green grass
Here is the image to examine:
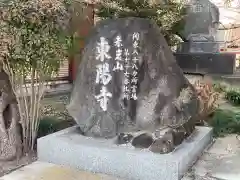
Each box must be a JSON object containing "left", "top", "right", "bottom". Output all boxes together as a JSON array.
[
  {"left": 38, "top": 116, "right": 75, "bottom": 138},
  {"left": 225, "top": 89, "right": 240, "bottom": 106},
  {"left": 209, "top": 109, "right": 240, "bottom": 137},
  {"left": 212, "top": 82, "right": 227, "bottom": 93},
  {"left": 213, "top": 82, "right": 240, "bottom": 107}
]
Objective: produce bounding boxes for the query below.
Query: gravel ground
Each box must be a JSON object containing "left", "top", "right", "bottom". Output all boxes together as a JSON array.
[{"left": 0, "top": 152, "right": 37, "bottom": 176}]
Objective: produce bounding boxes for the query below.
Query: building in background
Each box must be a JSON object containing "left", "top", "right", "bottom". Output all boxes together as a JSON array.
[
  {"left": 56, "top": 1, "right": 95, "bottom": 83},
  {"left": 212, "top": 0, "right": 240, "bottom": 69},
  {"left": 176, "top": 0, "right": 220, "bottom": 53},
  {"left": 212, "top": 0, "right": 240, "bottom": 49},
  {"left": 177, "top": 0, "right": 240, "bottom": 53},
  {"left": 175, "top": 0, "right": 236, "bottom": 75},
  {"left": 57, "top": 0, "right": 240, "bottom": 82}
]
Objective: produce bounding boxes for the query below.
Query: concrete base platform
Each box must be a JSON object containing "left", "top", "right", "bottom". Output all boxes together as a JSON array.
[
  {"left": 37, "top": 126, "right": 213, "bottom": 180},
  {"left": 0, "top": 161, "right": 122, "bottom": 180}
]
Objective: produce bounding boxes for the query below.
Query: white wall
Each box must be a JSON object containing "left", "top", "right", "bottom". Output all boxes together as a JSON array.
[
  {"left": 211, "top": 0, "right": 240, "bottom": 42},
  {"left": 211, "top": 0, "right": 240, "bottom": 25}
]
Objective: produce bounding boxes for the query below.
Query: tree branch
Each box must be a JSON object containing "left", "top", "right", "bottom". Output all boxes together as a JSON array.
[{"left": 218, "top": 21, "right": 240, "bottom": 30}]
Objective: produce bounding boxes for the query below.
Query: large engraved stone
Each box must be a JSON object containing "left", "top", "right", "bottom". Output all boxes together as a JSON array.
[
  {"left": 67, "top": 17, "right": 200, "bottom": 154},
  {"left": 0, "top": 70, "right": 22, "bottom": 161}
]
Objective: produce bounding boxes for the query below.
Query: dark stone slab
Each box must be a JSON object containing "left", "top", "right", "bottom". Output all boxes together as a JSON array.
[
  {"left": 176, "top": 42, "right": 220, "bottom": 53},
  {"left": 67, "top": 17, "right": 200, "bottom": 153},
  {"left": 174, "top": 53, "right": 236, "bottom": 75}
]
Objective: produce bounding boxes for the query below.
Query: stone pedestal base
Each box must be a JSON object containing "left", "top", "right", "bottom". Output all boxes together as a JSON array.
[{"left": 37, "top": 126, "right": 213, "bottom": 180}]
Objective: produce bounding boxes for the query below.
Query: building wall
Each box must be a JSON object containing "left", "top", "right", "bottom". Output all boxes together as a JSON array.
[
  {"left": 56, "top": 2, "right": 95, "bottom": 82},
  {"left": 69, "top": 3, "right": 95, "bottom": 81},
  {"left": 211, "top": 0, "right": 240, "bottom": 46}
]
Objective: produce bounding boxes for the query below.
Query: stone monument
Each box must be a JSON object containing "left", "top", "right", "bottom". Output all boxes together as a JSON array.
[
  {"left": 175, "top": 0, "right": 235, "bottom": 75},
  {"left": 183, "top": 0, "right": 219, "bottom": 40},
  {"left": 179, "top": 0, "right": 220, "bottom": 53},
  {"left": 67, "top": 17, "right": 199, "bottom": 154},
  {"left": 38, "top": 18, "right": 213, "bottom": 180}
]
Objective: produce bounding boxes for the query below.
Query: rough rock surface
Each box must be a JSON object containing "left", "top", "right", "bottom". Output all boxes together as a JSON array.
[
  {"left": 0, "top": 70, "right": 22, "bottom": 161},
  {"left": 67, "top": 17, "right": 200, "bottom": 153}
]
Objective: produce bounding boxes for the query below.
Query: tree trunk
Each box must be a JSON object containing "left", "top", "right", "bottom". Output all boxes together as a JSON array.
[{"left": 0, "top": 70, "right": 22, "bottom": 161}]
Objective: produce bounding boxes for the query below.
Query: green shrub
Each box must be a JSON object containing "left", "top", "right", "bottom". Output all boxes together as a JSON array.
[
  {"left": 38, "top": 116, "right": 75, "bottom": 138},
  {"left": 225, "top": 89, "right": 240, "bottom": 106},
  {"left": 96, "top": 0, "right": 186, "bottom": 46},
  {"left": 0, "top": 0, "right": 72, "bottom": 152},
  {"left": 212, "top": 82, "right": 227, "bottom": 93},
  {"left": 209, "top": 109, "right": 240, "bottom": 137}
]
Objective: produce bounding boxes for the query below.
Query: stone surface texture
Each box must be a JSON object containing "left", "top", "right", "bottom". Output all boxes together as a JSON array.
[
  {"left": 0, "top": 70, "right": 22, "bottom": 161},
  {"left": 37, "top": 126, "right": 213, "bottom": 180},
  {"left": 0, "top": 161, "right": 123, "bottom": 180},
  {"left": 67, "top": 17, "right": 200, "bottom": 153}
]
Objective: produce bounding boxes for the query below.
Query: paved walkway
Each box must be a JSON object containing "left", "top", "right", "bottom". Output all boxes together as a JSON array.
[
  {"left": 0, "top": 161, "right": 123, "bottom": 180},
  {"left": 183, "top": 134, "right": 240, "bottom": 180}
]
